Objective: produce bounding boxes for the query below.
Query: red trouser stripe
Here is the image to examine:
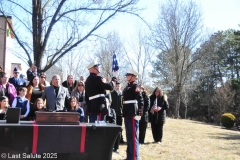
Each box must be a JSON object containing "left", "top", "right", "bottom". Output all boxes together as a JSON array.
[
  {"left": 79, "top": 123, "right": 86, "bottom": 153},
  {"left": 31, "top": 121, "right": 38, "bottom": 154},
  {"left": 131, "top": 117, "right": 136, "bottom": 160}
]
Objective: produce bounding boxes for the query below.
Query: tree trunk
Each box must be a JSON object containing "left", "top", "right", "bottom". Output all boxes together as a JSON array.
[
  {"left": 185, "top": 105, "right": 187, "bottom": 119},
  {"left": 174, "top": 85, "right": 181, "bottom": 118}
]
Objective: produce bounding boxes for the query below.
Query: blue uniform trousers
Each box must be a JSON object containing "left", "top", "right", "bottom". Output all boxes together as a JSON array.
[
  {"left": 124, "top": 117, "right": 139, "bottom": 160},
  {"left": 89, "top": 114, "right": 105, "bottom": 123}
]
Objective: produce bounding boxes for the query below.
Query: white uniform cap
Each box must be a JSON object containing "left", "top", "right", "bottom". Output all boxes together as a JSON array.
[
  {"left": 125, "top": 68, "right": 138, "bottom": 78},
  {"left": 87, "top": 62, "right": 100, "bottom": 70}
]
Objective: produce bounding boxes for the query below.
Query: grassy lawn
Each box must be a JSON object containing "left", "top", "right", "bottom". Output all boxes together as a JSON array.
[{"left": 112, "top": 118, "right": 240, "bottom": 160}]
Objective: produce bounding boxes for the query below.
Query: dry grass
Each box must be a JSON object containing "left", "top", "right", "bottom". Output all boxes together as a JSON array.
[{"left": 112, "top": 118, "right": 240, "bottom": 160}]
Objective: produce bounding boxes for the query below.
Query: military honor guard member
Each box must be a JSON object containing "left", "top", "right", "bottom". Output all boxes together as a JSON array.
[
  {"left": 85, "top": 62, "right": 113, "bottom": 123},
  {"left": 8, "top": 67, "right": 26, "bottom": 91},
  {"left": 122, "top": 68, "right": 144, "bottom": 160}
]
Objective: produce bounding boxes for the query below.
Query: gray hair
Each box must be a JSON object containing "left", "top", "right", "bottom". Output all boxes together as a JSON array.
[{"left": 52, "top": 74, "right": 61, "bottom": 80}]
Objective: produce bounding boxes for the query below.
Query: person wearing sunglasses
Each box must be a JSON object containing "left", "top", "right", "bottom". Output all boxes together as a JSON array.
[
  {"left": 8, "top": 67, "right": 26, "bottom": 91},
  {"left": 39, "top": 72, "right": 50, "bottom": 87}
]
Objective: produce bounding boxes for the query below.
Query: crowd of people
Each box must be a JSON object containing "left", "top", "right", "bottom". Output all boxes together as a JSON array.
[{"left": 0, "top": 64, "right": 169, "bottom": 160}]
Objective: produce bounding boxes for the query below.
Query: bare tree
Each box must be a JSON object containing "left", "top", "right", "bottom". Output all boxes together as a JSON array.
[
  {"left": 151, "top": 0, "right": 204, "bottom": 118},
  {"left": 0, "top": 0, "right": 142, "bottom": 71},
  {"left": 95, "top": 31, "right": 127, "bottom": 82},
  {"left": 124, "top": 28, "right": 155, "bottom": 85},
  {"left": 56, "top": 48, "right": 88, "bottom": 80}
]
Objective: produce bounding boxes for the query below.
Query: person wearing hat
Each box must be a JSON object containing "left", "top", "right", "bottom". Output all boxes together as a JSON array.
[
  {"left": 85, "top": 62, "right": 113, "bottom": 123},
  {"left": 8, "top": 67, "right": 26, "bottom": 91},
  {"left": 122, "top": 68, "right": 144, "bottom": 160}
]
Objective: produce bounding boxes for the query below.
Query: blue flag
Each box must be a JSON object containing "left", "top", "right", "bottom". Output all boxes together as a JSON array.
[{"left": 112, "top": 53, "right": 119, "bottom": 77}]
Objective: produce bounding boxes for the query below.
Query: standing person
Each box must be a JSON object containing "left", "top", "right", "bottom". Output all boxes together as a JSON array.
[
  {"left": 122, "top": 69, "right": 143, "bottom": 160},
  {"left": 110, "top": 82, "right": 125, "bottom": 143},
  {"left": 80, "top": 76, "right": 85, "bottom": 83},
  {"left": 62, "top": 75, "right": 78, "bottom": 95},
  {"left": 26, "top": 76, "right": 45, "bottom": 119},
  {"left": 139, "top": 85, "right": 150, "bottom": 145},
  {"left": 149, "top": 87, "right": 169, "bottom": 144},
  {"left": 0, "top": 66, "right": 4, "bottom": 77},
  {"left": 39, "top": 72, "right": 50, "bottom": 87},
  {"left": 12, "top": 87, "right": 30, "bottom": 120},
  {"left": 41, "top": 74, "right": 70, "bottom": 111},
  {"left": 105, "top": 97, "right": 119, "bottom": 153},
  {"left": 8, "top": 67, "right": 26, "bottom": 91},
  {"left": 0, "top": 72, "right": 17, "bottom": 105},
  {"left": 85, "top": 62, "right": 113, "bottom": 123},
  {"left": 110, "top": 77, "right": 117, "bottom": 89},
  {"left": 71, "top": 81, "right": 87, "bottom": 122},
  {"left": 26, "top": 65, "right": 40, "bottom": 81},
  {"left": 0, "top": 96, "right": 9, "bottom": 120}
]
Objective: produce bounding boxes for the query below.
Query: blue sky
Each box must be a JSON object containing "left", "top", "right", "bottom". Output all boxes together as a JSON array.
[
  {"left": 10, "top": 0, "right": 240, "bottom": 74},
  {"left": 101, "top": 0, "right": 240, "bottom": 37}
]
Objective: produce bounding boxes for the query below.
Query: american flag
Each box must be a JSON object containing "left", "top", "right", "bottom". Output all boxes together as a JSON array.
[{"left": 112, "top": 53, "right": 119, "bottom": 77}]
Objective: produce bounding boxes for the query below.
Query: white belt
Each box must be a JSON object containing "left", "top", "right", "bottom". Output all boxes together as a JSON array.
[
  {"left": 123, "top": 100, "right": 138, "bottom": 104},
  {"left": 89, "top": 94, "right": 105, "bottom": 100}
]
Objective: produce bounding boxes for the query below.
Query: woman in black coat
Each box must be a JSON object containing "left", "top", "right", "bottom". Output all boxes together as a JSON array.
[
  {"left": 139, "top": 85, "right": 150, "bottom": 144},
  {"left": 149, "top": 87, "right": 169, "bottom": 144}
]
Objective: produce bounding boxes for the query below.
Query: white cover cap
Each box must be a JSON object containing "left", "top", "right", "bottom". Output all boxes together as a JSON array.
[
  {"left": 125, "top": 68, "right": 138, "bottom": 78},
  {"left": 87, "top": 62, "right": 100, "bottom": 70}
]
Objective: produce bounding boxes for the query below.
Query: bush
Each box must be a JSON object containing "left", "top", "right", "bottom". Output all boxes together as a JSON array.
[{"left": 220, "top": 113, "right": 236, "bottom": 128}]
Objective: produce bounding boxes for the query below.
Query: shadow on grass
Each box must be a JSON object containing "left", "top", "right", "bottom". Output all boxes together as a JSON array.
[{"left": 208, "top": 132, "right": 240, "bottom": 141}]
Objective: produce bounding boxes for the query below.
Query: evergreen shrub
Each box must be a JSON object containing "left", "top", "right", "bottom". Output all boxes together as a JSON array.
[{"left": 221, "top": 113, "right": 236, "bottom": 128}]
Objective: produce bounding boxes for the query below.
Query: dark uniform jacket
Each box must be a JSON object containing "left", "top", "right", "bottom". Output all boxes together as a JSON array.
[
  {"left": 140, "top": 92, "right": 150, "bottom": 123},
  {"left": 110, "top": 90, "right": 123, "bottom": 116},
  {"left": 122, "top": 82, "right": 144, "bottom": 118},
  {"left": 8, "top": 77, "right": 26, "bottom": 91},
  {"left": 149, "top": 95, "right": 169, "bottom": 124},
  {"left": 85, "top": 73, "right": 113, "bottom": 114}
]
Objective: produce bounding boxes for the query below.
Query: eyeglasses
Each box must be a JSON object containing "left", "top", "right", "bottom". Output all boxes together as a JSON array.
[
  {"left": 14, "top": 72, "right": 20, "bottom": 74},
  {"left": 78, "top": 84, "right": 83, "bottom": 86},
  {"left": 40, "top": 76, "right": 46, "bottom": 78}
]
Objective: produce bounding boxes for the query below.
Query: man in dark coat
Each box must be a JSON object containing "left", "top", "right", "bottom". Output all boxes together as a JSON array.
[
  {"left": 85, "top": 62, "right": 113, "bottom": 123},
  {"left": 139, "top": 85, "right": 150, "bottom": 144},
  {"left": 26, "top": 65, "right": 40, "bottom": 81},
  {"left": 111, "top": 82, "right": 125, "bottom": 144}
]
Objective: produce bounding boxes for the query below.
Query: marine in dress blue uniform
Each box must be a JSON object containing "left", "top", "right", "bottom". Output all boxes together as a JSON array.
[
  {"left": 85, "top": 62, "right": 113, "bottom": 123},
  {"left": 122, "top": 69, "right": 144, "bottom": 160}
]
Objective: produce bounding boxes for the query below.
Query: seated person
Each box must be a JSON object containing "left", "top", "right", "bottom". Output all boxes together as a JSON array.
[
  {"left": 0, "top": 96, "right": 9, "bottom": 120},
  {"left": 68, "top": 96, "right": 84, "bottom": 122},
  {"left": 12, "top": 87, "right": 30, "bottom": 120},
  {"left": 32, "top": 98, "right": 47, "bottom": 120}
]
